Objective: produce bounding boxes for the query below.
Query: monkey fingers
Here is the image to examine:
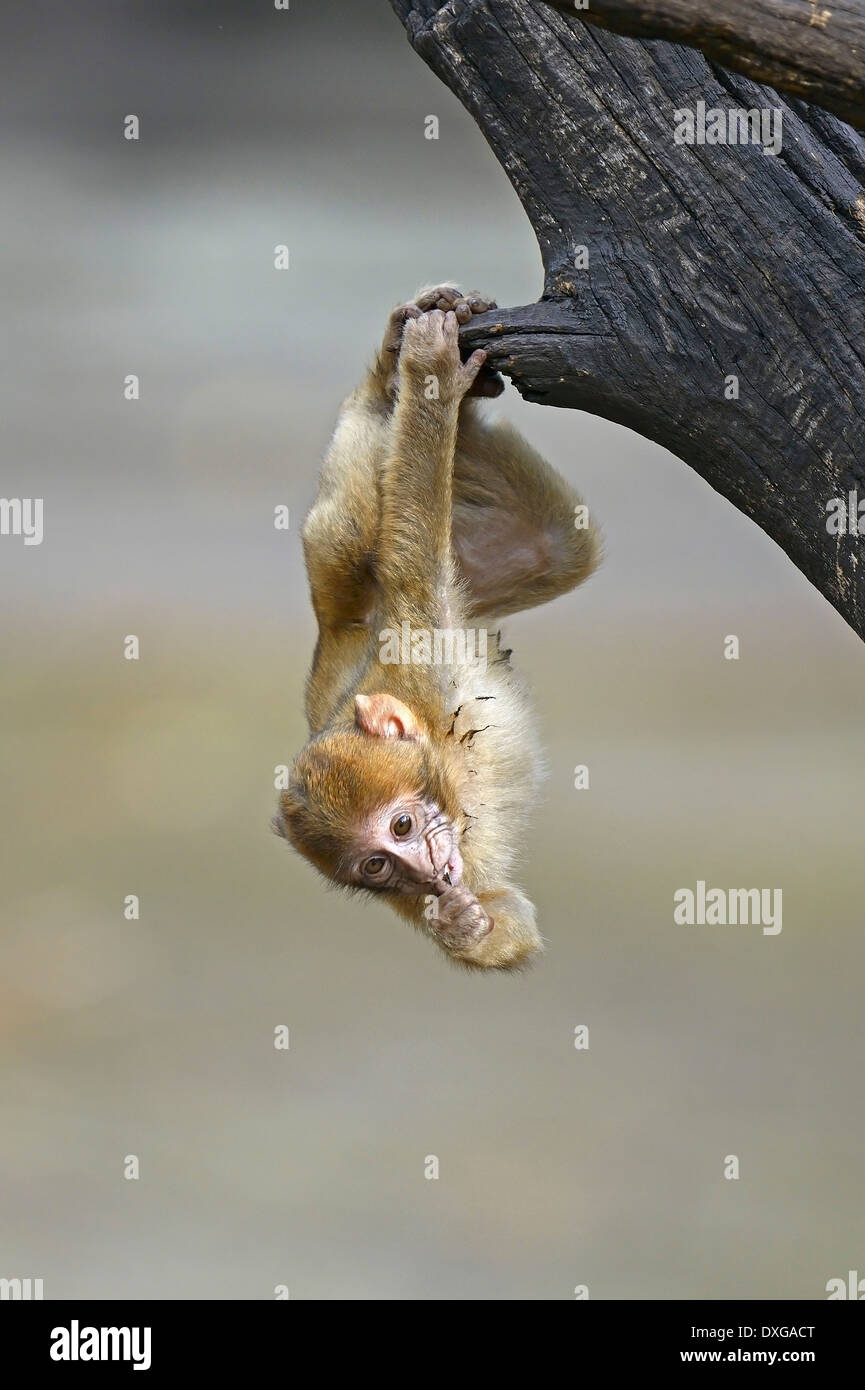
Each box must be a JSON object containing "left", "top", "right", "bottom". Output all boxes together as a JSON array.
[
  {"left": 432, "top": 882, "right": 494, "bottom": 950},
  {"left": 400, "top": 308, "right": 458, "bottom": 373},
  {"left": 394, "top": 288, "right": 502, "bottom": 393},
  {"left": 430, "top": 291, "right": 504, "bottom": 396}
]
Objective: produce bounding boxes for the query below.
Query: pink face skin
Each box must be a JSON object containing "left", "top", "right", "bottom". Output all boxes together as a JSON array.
[{"left": 349, "top": 798, "right": 463, "bottom": 897}]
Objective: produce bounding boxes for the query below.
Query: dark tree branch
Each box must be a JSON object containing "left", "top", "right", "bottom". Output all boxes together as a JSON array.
[
  {"left": 544, "top": 0, "right": 865, "bottom": 129},
  {"left": 390, "top": 0, "right": 865, "bottom": 639}
]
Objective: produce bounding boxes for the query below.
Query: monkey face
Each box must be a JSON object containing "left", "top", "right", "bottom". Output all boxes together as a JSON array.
[
  {"left": 276, "top": 722, "right": 464, "bottom": 894},
  {"left": 347, "top": 797, "right": 463, "bottom": 898},
  {"left": 278, "top": 703, "right": 499, "bottom": 958},
  {"left": 277, "top": 729, "right": 514, "bottom": 960}
]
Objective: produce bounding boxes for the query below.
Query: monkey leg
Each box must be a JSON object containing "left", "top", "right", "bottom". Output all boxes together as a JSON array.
[
  {"left": 452, "top": 415, "right": 601, "bottom": 619},
  {"left": 367, "top": 301, "right": 424, "bottom": 403},
  {"left": 301, "top": 393, "right": 390, "bottom": 633},
  {"left": 300, "top": 395, "right": 393, "bottom": 730}
]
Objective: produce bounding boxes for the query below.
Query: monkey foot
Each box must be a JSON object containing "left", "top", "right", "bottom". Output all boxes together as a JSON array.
[{"left": 412, "top": 286, "right": 504, "bottom": 397}]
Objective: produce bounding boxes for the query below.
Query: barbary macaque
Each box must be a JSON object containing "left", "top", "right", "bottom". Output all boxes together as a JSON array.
[{"left": 275, "top": 286, "right": 600, "bottom": 970}]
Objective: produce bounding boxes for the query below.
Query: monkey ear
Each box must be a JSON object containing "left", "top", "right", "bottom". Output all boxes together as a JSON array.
[{"left": 354, "top": 693, "right": 422, "bottom": 740}]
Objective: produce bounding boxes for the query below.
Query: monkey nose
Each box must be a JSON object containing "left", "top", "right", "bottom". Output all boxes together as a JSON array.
[{"left": 446, "top": 846, "right": 463, "bottom": 885}]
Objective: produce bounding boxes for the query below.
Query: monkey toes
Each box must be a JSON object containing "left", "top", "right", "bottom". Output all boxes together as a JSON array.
[
  {"left": 414, "top": 285, "right": 498, "bottom": 324},
  {"left": 382, "top": 302, "right": 424, "bottom": 360}
]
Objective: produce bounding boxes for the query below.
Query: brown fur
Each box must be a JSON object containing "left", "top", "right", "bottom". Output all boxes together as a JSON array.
[{"left": 276, "top": 288, "right": 600, "bottom": 970}]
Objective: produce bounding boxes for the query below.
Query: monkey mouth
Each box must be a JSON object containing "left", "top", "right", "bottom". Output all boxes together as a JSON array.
[
  {"left": 437, "top": 846, "right": 464, "bottom": 890},
  {"left": 425, "top": 821, "right": 463, "bottom": 894}
]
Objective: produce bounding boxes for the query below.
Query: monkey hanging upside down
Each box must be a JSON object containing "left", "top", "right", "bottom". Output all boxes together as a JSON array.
[{"left": 275, "top": 286, "right": 600, "bottom": 970}]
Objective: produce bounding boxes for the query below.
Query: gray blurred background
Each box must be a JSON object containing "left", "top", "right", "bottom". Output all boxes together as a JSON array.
[{"left": 1, "top": 0, "right": 863, "bottom": 1300}]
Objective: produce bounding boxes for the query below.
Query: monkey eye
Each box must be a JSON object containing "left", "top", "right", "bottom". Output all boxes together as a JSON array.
[
  {"left": 362, "top": 854, "right": 390, "bottom": 880},
  {"left": 391, "top": 813, "right": 413, "bottom": 838}
]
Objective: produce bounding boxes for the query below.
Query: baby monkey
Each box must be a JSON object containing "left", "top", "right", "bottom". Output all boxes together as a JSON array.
[{"left": 275, "top": 286, "right": 599, "bottom": 970}]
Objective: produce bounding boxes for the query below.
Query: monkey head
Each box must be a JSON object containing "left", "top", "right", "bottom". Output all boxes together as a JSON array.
[
  {"left": 276, "top": 693, "right": 495, "bottom": 956},
  {"left": 277, "top": 691, "right": 543, "bottom": 968}
]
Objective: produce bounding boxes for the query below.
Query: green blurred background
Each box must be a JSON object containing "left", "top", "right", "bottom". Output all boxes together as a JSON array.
[{"left": 0, "top": 0, "right": 862, "bottom": 1299}]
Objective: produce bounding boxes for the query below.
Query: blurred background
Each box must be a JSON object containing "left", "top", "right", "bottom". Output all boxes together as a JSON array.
[{"left": 1, "top": 0, "right": 863, "bottom": 1300}]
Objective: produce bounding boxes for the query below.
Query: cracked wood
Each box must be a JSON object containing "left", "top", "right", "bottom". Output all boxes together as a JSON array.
[{"left": 390, "top": 0, "right": 865, "bottom": 639}]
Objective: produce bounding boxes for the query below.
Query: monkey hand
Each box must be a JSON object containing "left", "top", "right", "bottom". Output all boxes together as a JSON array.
[
  {"left": 399, "top": 310, "right": 488, "bottom": 404},
  {"left": 414, "top": 287, "right": 504, "bottom": 398},
  {"left": 427, "top": 881, "right": 494, "bottom": 952}
]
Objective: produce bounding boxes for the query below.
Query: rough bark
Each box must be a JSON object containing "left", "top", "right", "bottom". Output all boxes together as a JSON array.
[
  {"left": 391, "top": 0, "right": 865, "bottom": 639},
  {"left": 544, "top": 0, "right": 865, "bottom": 129}
]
